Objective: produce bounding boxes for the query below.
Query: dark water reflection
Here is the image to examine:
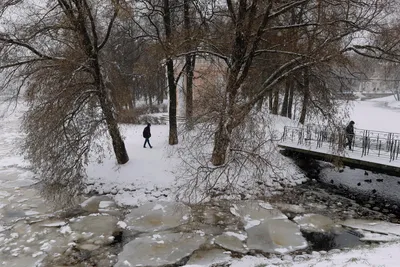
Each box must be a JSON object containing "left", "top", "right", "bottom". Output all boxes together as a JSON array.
[
  {"left": 302, "top": 229, "right": 364, "bottom": 251},
  {"left": 319, "top": 165, "right": 400, "bottom": 206}
]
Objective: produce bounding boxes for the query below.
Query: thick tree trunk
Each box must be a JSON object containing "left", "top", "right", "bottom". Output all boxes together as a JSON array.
[
  {"left": 211, "top": 71, "right": 238, "bottom": 166},
  {"left": 211, "top": 69, "right": 240, "bottom": 166},
  {"left": 299, "top": 90, "right": 309, "bottom": 124},
  {"left": 185, "top": 55, "right": 195, "bottom": 122},
  {"left": 211, "top": 119, "right": 232, "bottom": 166},
  {"left": 164, "top": 0, "right": 178, "bottom": 145},
  {"left": 79, "top": 17, "right": 129, "bottom": 164},
  {"left": 299, "top": 68, "right": 310, "bottom": 124},
  {"left": 99, "top": 93, "right": 129, "bottom": 164},
  {"left": 210, "top": 0, "right": 266, "bottom": 166},
  {"left": 166, "top": 58, "right": 178, "bottom": 145},
  {"left": 94, "top": 61, "right": 129, "bottom": 164},
  {"left": 184, "top": 0, "right": 195, "bottom": 124}
]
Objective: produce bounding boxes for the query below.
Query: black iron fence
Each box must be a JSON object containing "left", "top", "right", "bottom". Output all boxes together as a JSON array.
[{"left": 282, "top": 125, "right": 400, "bottom": 162}]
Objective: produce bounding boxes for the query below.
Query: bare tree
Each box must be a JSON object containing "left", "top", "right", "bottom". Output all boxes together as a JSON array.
[
  {"left": 175, "top": 109, "right": 297, "bottom": 203},
  {"left": 127, "top": 0, "right": 181, "bottom": 144},
  {"left": 0, "top": 0, "right": 130, "bottom": 204},
  {"left": 205, "top": 0, "right": 390, "bottom": 166},
  {"left": 171, "top": 0, "right": 394, "bottom": 201},
  {"left": 128, "top": 0, "right": 210, "bottom": 143}
]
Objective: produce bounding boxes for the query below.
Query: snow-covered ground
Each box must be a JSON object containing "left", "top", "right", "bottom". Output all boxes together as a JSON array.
[
  {"left": 85, "top": 95, "right": 400, "bottom": 266},
  {"left": 225, "top": 242, "right": 400, "bottom": 267},
  {"left": 2, "top": 95, "right": 400, "bottom": 266},
  {"left": 85, "top": 114, "right": 304, "bottom": 206},
  {"left": 352, "top": 95, "right": 400, "bottom": 133},
  {"left": 85, "top": 124, "right": 181, "bottom": 206},
  {"left": 85, "top": 94, "right": 400, "bottom": 207}
]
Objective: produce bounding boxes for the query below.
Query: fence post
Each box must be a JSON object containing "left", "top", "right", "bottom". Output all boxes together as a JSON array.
[
  {"left": 283, "top": 126, "right": 287, "bottom": 141},
  {"left": 378, "top": 141, "right": 382, "bottom": 157},
  {"left": 387, "top": 133, "right": 392, "bottom": 152},
  {"left": 291, "top": 128, "right": 294, "bottom": 142},
  {"left": 392, "top": 140, "right": 398, "bottom": 161},
  {"left": 361, "top": 130, "right": 365, "bottom": 156},
  {"left": 298, "top": 129, "right": 303, "bottom": 145},
  {"left": 390, "top": 141, "right": 394, "bottom": 162}
]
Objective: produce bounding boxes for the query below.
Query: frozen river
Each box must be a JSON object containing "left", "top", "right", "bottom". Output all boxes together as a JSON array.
[
  {"left": 0, "top": 100, "right": 53, "bottom": 266},
  {"left": 0, "top": 100, "right": 87, "bottom": 267},
  {"left": 0, "top": 100, "right": 125, "bottom": 267}
]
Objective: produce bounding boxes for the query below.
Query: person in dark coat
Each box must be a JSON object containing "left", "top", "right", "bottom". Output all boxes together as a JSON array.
[
  {"left": 345, "top": 120, "right": 355, "bottom": 150},
  {"left": 143, "top": 123, "right": 152, "bottom": 148}
]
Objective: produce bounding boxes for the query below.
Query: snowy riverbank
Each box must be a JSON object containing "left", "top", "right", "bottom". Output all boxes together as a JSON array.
[{"left": 2, "top": 95, "right": 400, "bottom": 266}]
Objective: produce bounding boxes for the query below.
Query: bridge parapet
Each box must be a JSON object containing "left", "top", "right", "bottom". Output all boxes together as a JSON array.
[{"left": 281, "top": 125, "right": 400, "bottom": 162}]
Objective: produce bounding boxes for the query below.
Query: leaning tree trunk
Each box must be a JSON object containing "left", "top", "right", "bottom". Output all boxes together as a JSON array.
[
  {"left": 93, "top": 59, "right": 129, "bottom": 164},
  {"left": 211, "top": 66, "right": 241, "bottom": 166},
  {"left": 211, "top": 118, "right": 233, "bottom": 166},
  {"left": 98, "top": 90, "right": 129, "bottom": 164},
  {"left": 76, "top": 7, "right": 129, "bottom": 165},
  {"left": 211, "top": 71, "right": 238, "bottom": 166}
]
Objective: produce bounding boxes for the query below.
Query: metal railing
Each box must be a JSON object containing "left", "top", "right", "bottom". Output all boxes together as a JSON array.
[{"left": 281, "top": 125, "right": 400, "bottom": 162}]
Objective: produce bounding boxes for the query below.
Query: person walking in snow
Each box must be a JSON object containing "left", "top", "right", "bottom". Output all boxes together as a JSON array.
[
  {"left": 143, "top": 123, "right": 152, "bottom": 148},
  {"left": 345, "top": 120, "right": 355, "bottom": 150}
]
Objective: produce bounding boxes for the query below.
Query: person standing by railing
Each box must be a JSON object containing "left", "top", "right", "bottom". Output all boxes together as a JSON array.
[{"left": 345, "top": 121, "right": 355, "bottom": 150}]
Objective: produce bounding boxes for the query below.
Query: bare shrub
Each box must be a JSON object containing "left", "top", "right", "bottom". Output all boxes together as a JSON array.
[
  {"left": 174, "top": 108, "right": 302, "bottom": 204},
  {"left": 21, "top": 56, "right": 107, "bottom": 207}
]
